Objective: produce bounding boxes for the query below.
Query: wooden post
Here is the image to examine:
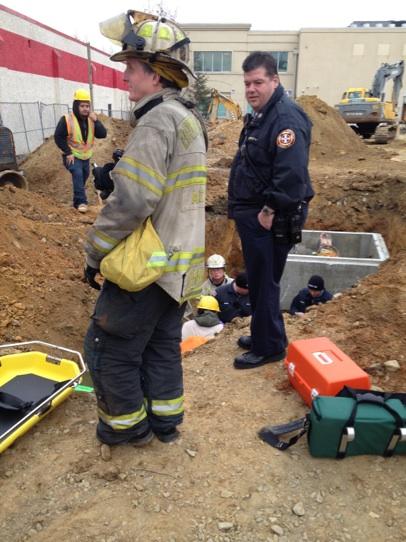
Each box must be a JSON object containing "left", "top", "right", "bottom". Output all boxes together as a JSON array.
[{"left": 86, "top": 42, "right": 94, "bottom": 106}]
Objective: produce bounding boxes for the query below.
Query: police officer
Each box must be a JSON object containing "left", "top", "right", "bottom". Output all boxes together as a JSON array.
[{"left": 228, "top": 51, "right": 314, "bottom": 369}]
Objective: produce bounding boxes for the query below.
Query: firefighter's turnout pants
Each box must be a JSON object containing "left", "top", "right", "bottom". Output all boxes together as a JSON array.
[{"left": 84, "top": 281, "right": 185, "bottom": 445}]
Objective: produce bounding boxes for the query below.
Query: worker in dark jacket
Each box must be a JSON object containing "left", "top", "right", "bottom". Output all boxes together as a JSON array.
[
  {"left": 290, "top": 275, "right": 333, "bottom": 316},
  {"left": 216, "top": 272, "right": 252, "bottom": 323},
  {"left": 54, "top": 88, "right": 107, "bottom": 212},
  {"left": 229, "top": 51, "right": 314, "bottom": 369}
]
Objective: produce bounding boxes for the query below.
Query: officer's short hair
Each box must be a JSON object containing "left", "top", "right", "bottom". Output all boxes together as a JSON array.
[{"left": 242, "top": 52, "right": 278, "bottom": 78}]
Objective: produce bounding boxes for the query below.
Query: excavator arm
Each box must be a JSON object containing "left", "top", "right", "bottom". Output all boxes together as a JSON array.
[{"left": 208, "top": 89, "right": 242, "bottom": 122}]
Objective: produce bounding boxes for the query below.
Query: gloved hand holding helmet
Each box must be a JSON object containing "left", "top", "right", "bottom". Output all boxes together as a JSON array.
[{"left": 99, "top": 10, "right": 194, "bottom": 89}]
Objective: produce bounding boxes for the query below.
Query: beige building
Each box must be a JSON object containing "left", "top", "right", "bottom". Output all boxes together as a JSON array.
[{"left": 183, "top": 23, "right": 406, "bottom": 115}]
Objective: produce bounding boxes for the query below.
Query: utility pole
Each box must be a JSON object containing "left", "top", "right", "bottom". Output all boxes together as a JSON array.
[{"left": 86, "top": 42, "right": 94, "bottom": 106}]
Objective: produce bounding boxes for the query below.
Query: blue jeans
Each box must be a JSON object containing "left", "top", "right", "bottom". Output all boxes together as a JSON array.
[{"left": 64, "top": 157, "right": 90, "bottom": 207}]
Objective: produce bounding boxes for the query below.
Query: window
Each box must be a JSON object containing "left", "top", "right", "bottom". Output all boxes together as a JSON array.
[
  {"left": 194, "top": 52, "right": 232, "bottom": 72},
  {"left": 269, "top": 51, "right": 288, "bottom": 72}
]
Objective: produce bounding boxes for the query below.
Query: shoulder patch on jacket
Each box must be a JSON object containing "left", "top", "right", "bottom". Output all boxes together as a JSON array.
[{"left": 276, "top": 129, "right": 296, "bottom": 149}]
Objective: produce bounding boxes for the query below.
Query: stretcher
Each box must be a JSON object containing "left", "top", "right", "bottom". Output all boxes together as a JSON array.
[{"left": 0, "top": 341, "right": 86, "bottom": 453}]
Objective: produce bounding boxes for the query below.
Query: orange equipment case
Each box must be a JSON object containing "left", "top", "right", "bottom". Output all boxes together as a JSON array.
[{"left": 285, "top": 337, "right": 371, "bottom": 406}]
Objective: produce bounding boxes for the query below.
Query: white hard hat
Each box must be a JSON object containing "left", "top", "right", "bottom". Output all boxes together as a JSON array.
[
  {"left": 99, "top": 10, "right": 193, "bottom": 76},
  {"left": 207, "top": 254, "right": 226, "bottom": 269}
]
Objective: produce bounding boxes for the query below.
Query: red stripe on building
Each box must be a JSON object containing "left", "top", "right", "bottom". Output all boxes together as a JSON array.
[
  {"left": 0, "top": 28, "right": 127, "bottom": 91},
  {"left": 0, "top": 4, "right": 110, "bottom": 57}
]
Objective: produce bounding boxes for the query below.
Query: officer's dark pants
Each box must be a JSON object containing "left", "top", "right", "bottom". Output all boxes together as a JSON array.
[
  {"left": 235, "top": 210, "right": 292, "bottom": 356},
  {"left": 84, "top": 281, "right": 185, "bottom": 445}
]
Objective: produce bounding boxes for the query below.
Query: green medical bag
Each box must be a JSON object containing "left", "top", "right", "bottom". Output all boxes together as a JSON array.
[
  {"left": 308, "top": 395, "right": 406, "bottom": 458},
  {"left": 259, "top": 390, "right": 406, "bottom": 459}
]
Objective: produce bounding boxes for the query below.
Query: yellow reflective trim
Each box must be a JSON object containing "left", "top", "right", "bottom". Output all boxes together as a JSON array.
[
  {"left": 97, "top": 405, "right": 147, "bottom": 430},
  {"left": 114, "top": 167, "right": 163, "bottom": 197},
  {"left": 151, "top": 396, "right": 184, "bottom": 416},
  {"left": 164, "top": 177, "right": 206, "bottom": 195},
  {"left": 94, "top": 229, "right": 118, "bottom": 246},
  {"left": 168, "top": 165, "right": 207, "bottom": 179},
  {"left": 138, "top": 22, "right": 153, "bottom": 38},
  {"left": 157, "top": 26, "right": 171, "bottom": 40},
  {"left": 123, "top": 157, "right": 165, "bottom": 184}
]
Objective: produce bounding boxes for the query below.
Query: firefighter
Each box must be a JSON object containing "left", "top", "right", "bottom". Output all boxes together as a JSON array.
[
  {"left": 54, "top": 89, "right": 107, "bottom": 212},
  {"left": 201, "top": 254, "right": 232, "bottom": 295},
  {"left": 83, "top": 11, "right": 207, "bottom": 447}
]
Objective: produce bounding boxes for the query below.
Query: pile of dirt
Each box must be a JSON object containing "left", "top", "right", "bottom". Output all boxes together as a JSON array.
[
  {"left": 21, "top": 115, "right": 131, "bottom": 206},
  {"left": 296, "top": 95, "right": 368, "bottom": 159}
]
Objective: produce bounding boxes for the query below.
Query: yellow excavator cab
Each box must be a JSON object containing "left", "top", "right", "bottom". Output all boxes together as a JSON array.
[{"left": 340, "top": 88, "right": 380, "bottom": 104}]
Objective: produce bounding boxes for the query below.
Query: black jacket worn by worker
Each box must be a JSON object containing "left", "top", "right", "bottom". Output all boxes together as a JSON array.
[
  {"left": 228, "top": 84, "right": 314, "bottom": 216},
  {"left": 54, "top": 113, "right": 107, "bottom": 157},
  {"left": 216, "top": 282, "right": 252, "bottom": 323},
  {"left": 289, "top": 288, "right": 333, "bottom": 315}
]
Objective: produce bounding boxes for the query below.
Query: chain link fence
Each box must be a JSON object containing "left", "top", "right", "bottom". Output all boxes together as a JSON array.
[{"left": 0, "top": 102, "right": 130, "bottom": 157}]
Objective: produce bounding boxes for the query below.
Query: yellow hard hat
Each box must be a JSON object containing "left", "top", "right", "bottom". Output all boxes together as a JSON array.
[
  {"left": 197, "top": 296, "right": 220, "bottom": 312},
  {"left": 73, "top": 89, "right": 91, "bottom": 102}
]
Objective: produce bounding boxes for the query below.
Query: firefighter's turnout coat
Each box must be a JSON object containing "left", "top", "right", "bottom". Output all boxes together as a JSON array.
[{"left": 85, "top": 88, "right": 207, "bottom": 303}]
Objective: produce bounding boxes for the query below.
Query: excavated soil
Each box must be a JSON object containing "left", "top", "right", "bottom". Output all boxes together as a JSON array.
[{"left": 1, "top": 98, "right": 406, "bottom": 542}]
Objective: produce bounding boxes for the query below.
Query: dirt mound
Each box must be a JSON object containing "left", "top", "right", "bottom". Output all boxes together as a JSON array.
[
  {"left": 297, "top": 95, "right": 368, "bottom": 159},
  {"left": 21, "top": 115, "right": 131, "bottom": 206}
]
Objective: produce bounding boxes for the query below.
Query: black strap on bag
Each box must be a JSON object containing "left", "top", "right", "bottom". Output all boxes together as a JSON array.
[
  {"left": 258, "top": 416, "right": 309, "bottom": 450},
  {"left": 338, "top": 386, "right": 406, "bottom": 407},
  {"left": 337, "top": 393, "right": 406, "bottom": 459}
]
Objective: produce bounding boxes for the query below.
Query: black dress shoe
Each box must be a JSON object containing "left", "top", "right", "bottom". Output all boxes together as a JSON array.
[
  {"left": 237, "top": 335, "right": 252, "bottom": 349},
  {"left": 234, "top": 350, "right": 286, "bottom": 369}
]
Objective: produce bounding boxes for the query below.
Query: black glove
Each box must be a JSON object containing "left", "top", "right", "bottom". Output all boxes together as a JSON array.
[{"left": 83, "top": 265, "right": 101, "bottom": 290}]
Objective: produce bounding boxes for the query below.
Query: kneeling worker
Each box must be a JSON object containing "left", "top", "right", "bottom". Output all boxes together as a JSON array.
[
  {"left": 289, "top": 275, "right": 332, "bottom": 317},
  {"left": 201, "top": 254, "right": 232, "bottom": 295},
  {"left": 216, "top": 272, "right": 252, "bottom": 323},
  {"left": 182, "top": 296, "right": 224, "bottom": 340}
]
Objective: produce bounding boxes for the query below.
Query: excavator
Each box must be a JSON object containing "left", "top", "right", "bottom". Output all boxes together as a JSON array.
[
  {"left": 335, "top": 60, "right": 405, "bottom": 143},
  {"left": 0, "top": 118, "right": 28, "bottom": 189},
  {"left": 207, "top": 89, "right": 242, "bottom": 123}
]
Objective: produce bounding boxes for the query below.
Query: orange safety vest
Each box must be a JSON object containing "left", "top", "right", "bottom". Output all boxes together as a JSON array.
[{"left": 65, "top": 113, "right": 95, "bottom": 160}]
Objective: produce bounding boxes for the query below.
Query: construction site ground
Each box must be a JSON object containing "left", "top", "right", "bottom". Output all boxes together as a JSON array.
[{"left": 1, "top": 101, "right": 405, "bottom": 542}]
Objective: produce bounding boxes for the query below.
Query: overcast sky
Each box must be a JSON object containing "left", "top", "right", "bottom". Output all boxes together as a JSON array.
[{"left": 3, "top": 0, "right": 406, "bottom": 52}]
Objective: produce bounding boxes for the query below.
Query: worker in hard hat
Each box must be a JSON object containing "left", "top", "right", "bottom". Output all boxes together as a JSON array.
[
  {"left": 54, "top": 88, "right": 107, "bottom": 212},
  {"left": 201, "top": 254, "right": 233, "bottom": 295},
  {"left": 83, "top": 11, "right": 207, "bottom": 448},
  {"left": 181, "top": 296, "right": 224, "bottom": 340}
]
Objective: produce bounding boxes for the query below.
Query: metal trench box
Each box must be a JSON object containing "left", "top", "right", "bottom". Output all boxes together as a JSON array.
[{"left": 280, "top": 230, "right": 389, "bottom": 311}]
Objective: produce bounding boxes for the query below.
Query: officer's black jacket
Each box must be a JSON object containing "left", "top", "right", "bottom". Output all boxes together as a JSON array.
[
  {"left": 289, "top": 288, "right": 333, "bottom": 315},
  {"left": 215, "top": 282, "right": 252, "bottom": 323},
  {"left": 228, "top": 85, "right": 314, "bottom": 217}
]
